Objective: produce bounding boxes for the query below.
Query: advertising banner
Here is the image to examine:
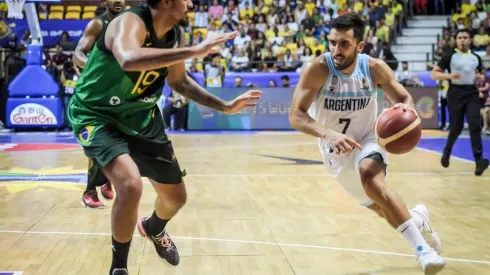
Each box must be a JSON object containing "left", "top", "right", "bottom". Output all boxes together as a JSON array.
[
  {"left": 0, "top": 19, "right": 90, "bottom": 47},
  {"left": 188, "top": 87, "right": 439, "bottom": 130},
  {"left": 6, "top": 98, "right": 63, "bottom": 128},
  {"left": 377, "top": 87, "right": 438, "bottom": 129},
  {"left": 188, "top": 87, "right": 293, "bottom": 130}
]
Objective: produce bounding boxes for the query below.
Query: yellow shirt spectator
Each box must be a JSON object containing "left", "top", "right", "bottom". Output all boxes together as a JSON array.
[
  {"left": 303, "top": 36, "right": 315, "bottom": 47},
  {"left": 336, "top": 0, "right": 347, "bottom": 8},
  {"left": 286, "top": 42, "right": 298, "bottom": 54},
  {"left": 353, "top": 2, "right": 363, "bottom": 12},
  {"left": 305, "top": 1, "right": 316, "bottom": 15},
  {"left": 265, "top": 29, "right": 276, "bottom": 39},
  {"left": 255, "top": 4, "right": 270, "bottom": 15},
  {"left": 279, "top": 29, "right": 294, "bottom": 37},
  {"left": 376, "top": 25, "right": 390, "bottom": 42},
  {"left": 452, "top": 12, "right": 466, "bottom": 23},
  {"left": 461, "top": 3, "right": 476, "bottom": 15},
  {"left": 474, "top": 34, "right": 489, "bottom": 47},
  {"left": 392, "top": 3, "right": 403, "bottom": 15},
  {"left": 240, "top": 7, "right": 254, "bottom": 19},
  {"left": 311, "top": 44, "right": 326, "bottom": 55},
  {"left": 264, "top": 0, "right": 273, "bottom": 6},
  {"left": 385, "top": 12, "right": 395, "bottom": 26}
]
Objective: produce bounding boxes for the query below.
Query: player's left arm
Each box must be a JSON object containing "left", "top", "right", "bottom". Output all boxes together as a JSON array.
[
  {"left": 167, "top": 28, "right": 262, "bottom": 114},
  {"left": 370, "top": 58, "right": 415, "bottom": 111}
]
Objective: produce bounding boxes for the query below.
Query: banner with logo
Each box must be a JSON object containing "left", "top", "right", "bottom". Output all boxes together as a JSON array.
[
  {"left": 377, "top": 87, "right": 438, "bottom": 129},
  {"left": 6, "top": 98, "right": 63, "bottom": 128},
  {"left": 0, "top": 19, "right": 90, "bottom": 47},
  {"left": 188, "top": 87, "right": 293, "bottom": 130},
  {"left": 188, "top": 87, "right": 439, "bottom": 130}
]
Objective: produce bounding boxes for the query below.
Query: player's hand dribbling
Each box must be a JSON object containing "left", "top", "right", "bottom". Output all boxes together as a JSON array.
[
  {"left": 194, "top": 32, "right": 238, "bottom": 57},
  {"left": 323, "top": 129, "right": 363, "bottom": 155},
  {"left": 224, "top": 90, "right": 263, "bottom": 114},
  {"left": 393, "top": 103, "right": 419, "bottom": 117}
]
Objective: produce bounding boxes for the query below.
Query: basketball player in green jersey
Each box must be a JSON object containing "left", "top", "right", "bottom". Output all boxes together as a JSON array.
[
  {"left": 74, "top": 0, "right": 126, "bottom": 208},
  {"left": 68, "top": 0, "right": 261, "bottom": 274}
]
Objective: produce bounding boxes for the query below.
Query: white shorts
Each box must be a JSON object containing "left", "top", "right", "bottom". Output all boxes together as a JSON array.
[{"left": 320, "top": 134, "right": 389, "bottom": 207}]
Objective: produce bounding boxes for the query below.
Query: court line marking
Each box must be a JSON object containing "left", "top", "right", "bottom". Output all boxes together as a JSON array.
[
  {"left": 0, "top": 229, "right": 488, "bottom": 265},
  {"left": 0, "top": 171, "right": 485, "bottom": 187}
]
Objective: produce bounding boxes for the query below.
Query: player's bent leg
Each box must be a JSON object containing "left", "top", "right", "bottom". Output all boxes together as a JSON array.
[
  {"left": 137, "top": 179, "right": 186, "bottom": 266},
  {"left": 131, "top": 110, "right": 185, "bottom": 266},
  {"left": 359, "top": 157, "right": 445, "bottom": 274},
  {"left": 101, "top": 154, "right": 143, "bottom": 275}
]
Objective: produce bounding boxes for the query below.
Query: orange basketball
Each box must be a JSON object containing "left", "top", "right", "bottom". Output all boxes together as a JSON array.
[{"left": 375, "top": 107, "right": 422, "bottom": 154}]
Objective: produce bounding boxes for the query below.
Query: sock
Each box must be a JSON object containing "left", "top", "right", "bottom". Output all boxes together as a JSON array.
[
  {"left": 396, "top": 219, "right": 430, "bottom": 255},
  {"left": 148, "top": 211, "right": 170, "bottom": 236},
  {"left": 409, "top": 210, "right": 424, "bottom": 230},
  {"left": 85, "top": 164, "right": 98, "bottom": 193},
  {"left": 110, "top": 237, "right": 131, "bottom": 274}
]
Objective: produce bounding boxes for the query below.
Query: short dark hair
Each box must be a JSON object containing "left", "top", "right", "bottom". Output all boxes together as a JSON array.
[
  {"left": 455, "top": 28, "right": 472, "bottom": 38},
  {"left": 330, "top": 13, "right": 365, "bottom": 42},
  {"left": 147, "top": 0, "right": 161, "bottom": 8}
]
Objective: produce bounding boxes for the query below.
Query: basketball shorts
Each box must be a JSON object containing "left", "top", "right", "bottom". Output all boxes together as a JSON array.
[
  {"left": 77, "top": 108, "right": 185, "bottom": 184},
  {"left": 321, "top": 134, "right": 388, "bottom": 207}
]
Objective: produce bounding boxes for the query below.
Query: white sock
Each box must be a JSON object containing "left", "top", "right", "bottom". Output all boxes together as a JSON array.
[
  {"left": 396, "top": 219, "right": 430, "bottom": 255},
  {"left": 409, "top": 210, "right": 424, "bottom": 230}
]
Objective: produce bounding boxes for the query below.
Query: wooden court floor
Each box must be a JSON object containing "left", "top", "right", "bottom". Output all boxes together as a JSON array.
[{"left": 0, "top": 131, "right": 489, "bottom": 275}]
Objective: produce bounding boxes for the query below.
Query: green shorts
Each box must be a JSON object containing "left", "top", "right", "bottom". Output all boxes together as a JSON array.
[{"left": 77, "top": 110, "right": 185, "bottom": 184}]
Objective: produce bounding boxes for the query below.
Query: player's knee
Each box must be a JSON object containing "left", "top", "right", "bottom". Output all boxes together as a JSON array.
[
  {"left": 167, "top": 190, "right": 187, "bottom": 209},
  {"left": 118, "top": 176, "right": 143, "bottom": 203},
  {"left": 157, "top": 183, "right": 187, "bottom": 210}
]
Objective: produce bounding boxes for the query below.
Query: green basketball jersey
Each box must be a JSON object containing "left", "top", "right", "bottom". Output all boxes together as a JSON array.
[{"left": 68, "top": 6, "right": 181, "bottom": 138}]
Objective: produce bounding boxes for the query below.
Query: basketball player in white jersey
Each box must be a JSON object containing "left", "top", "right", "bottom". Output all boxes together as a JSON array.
[{"left": 289, "top": 14, "right": 445, "bottom": 274}]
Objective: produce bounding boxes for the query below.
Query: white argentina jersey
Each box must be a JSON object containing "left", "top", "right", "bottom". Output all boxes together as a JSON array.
[{"left": 308, "top": 53, "right": 377, "bottom": 154}]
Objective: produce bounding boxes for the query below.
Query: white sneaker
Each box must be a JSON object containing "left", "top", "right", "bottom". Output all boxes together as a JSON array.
[
  {"left": 417, "top": 248, "right": 446, "bottom": 275},
  {"left": 412, "top": 204, "right": 442, "bottom": 254}
]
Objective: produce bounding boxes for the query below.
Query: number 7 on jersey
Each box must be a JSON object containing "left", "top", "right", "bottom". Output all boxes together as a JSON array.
[{"left": 328, "top": 118, "right": 351, "bottom": 153}]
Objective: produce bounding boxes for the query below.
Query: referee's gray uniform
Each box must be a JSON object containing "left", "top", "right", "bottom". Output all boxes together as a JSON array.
[{"left": 436, "top": 49, "right": 484, "bottom": 162}]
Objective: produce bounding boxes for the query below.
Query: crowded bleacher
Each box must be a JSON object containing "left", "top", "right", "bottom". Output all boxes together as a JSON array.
[{"left": 7, "top": 0, "right": 407, "bottom": 79}]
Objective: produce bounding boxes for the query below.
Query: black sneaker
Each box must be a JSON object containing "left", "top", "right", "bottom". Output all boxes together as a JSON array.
[
  {"left": 137, "top": 217, "right": 180, "bottom": 265},
  {"left": 475, "top": 158, "right": 489, "bottom": 176},
  {"left": 441, "top": 148, "right": 450, "bottom": 168},
  {"left": 112, "top": 268, "right": 128, "bottom": 275}
]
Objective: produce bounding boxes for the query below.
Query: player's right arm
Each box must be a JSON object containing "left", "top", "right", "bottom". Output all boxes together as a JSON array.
[
  {"left": 289, "top": 57, "right": 362, "bottom": 154},
  {"left": 108, "top": 13, "right": 237, "bottom": 71},
  {"left": 73, "top": 18, "right": 103, "bottom": 68},
  {"left": 289, "top": 57, "right": 330, "bottom": 138},
  {"left": 430, "top": 51, "right": 460, "bottom": 81}
]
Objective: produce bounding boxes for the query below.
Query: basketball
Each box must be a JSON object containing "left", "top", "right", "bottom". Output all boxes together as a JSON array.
[{"left": 375, "top": 107, "right": 422, "bottom": 154}]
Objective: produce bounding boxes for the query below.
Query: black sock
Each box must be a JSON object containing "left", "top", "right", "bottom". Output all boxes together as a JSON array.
[
  {"left": 110, "top": 237, "right": 131, "bottom": 274},
  {"left": 148, "top": 211, "right": 170, "bottom": 236}
]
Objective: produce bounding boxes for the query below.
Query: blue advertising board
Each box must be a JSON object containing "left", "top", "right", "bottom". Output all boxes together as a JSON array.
[
  {"left": 6, "top": 97, "right": 63, "bottom": 128},
  {"left": 188, "top": 87, "right": 293, "bottom": 130},
  {"left": 188, "top": 87, "right": 439, "bottom": 130},
  {"left": 0, "top": 19, "right": 90, "bottom": 47}
]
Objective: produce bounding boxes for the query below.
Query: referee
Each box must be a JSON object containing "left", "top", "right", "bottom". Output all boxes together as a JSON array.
[{"left": 431, "top": 28, "right": 489, "bottom": 176}]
